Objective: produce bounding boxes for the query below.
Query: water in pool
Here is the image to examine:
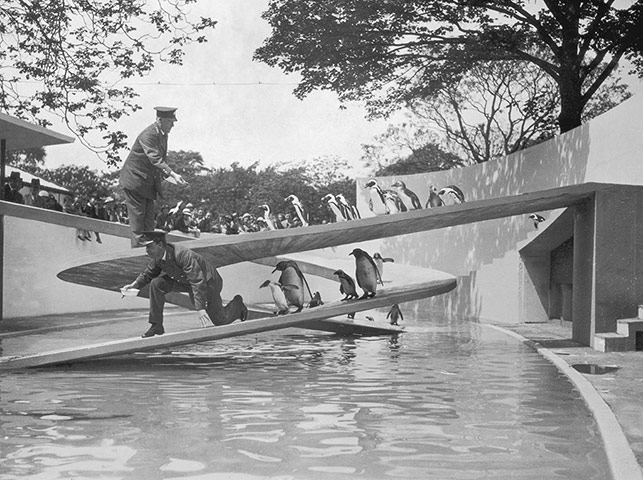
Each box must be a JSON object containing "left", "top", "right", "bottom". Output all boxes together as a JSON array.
[{"left": 0, "top": 307, "right": 609, "bottom": 479}]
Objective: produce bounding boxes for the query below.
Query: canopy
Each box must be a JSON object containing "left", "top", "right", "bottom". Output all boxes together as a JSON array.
[{"left": 0, "top": 112, "right": 74, "bottom": 150}]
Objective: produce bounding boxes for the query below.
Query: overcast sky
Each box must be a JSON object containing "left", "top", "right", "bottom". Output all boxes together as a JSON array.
[
  {"left": 43, "top": 0, "right": 643, "bottom": 175},
  {"left": 43, "top": 0, "right": 390, "bottom": 175}
]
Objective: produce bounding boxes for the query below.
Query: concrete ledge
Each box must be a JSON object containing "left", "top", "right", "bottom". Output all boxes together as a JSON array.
[{"left": 484, "top": 323, "right": 643, "bottom": 480}]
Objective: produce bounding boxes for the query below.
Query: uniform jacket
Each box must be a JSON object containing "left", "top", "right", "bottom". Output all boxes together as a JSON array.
[
  {"left": 133, "top": 244, "right": 221, "bottom": 310},
  {"left": 119, "top": 123, "right": 172, "bottom": 200}
]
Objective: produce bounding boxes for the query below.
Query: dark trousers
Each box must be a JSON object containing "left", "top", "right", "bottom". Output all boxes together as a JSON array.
[
  {"left": 123, "top": 188, "right": 155, "bottom": 247},
  {"left": 148, "top": 273, "right": 227, "bottom": 327}
]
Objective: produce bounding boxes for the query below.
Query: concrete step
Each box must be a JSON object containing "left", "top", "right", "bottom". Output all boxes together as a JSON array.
[
  {"left": 594, "top": 332, "right": 630, "bottom": 352},
  {"left": 617, "top": 318, "right": 643, "bottom": 336},
  {"left": 595, "top": 310, "right": 643, "bottom": 352}
]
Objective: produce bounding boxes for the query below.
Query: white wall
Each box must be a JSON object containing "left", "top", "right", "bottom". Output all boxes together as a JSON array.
[{"left": 356, "top": 94, "right": 643, "bottom": 323}]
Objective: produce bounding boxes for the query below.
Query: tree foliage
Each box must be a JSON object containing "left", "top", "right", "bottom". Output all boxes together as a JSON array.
[
  {"left": 255, "top": 0, "right": 643, "bottom": 133},
  {"left": 40, "top": 165, "right": 114, "bottom": 199},
  {"left": 0, "top": 1, "right": 216, "bottom": 165},
  {"left": 157, "top": 155, "right": 356, "bottom": 224},
  {"left": 408, "top": 61, "right": 632, "bottom": 163}
]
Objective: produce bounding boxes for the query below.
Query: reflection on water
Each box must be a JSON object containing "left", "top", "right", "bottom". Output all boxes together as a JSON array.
[{"left": 0, "top": 309, "right": 609, "bottom": 480}]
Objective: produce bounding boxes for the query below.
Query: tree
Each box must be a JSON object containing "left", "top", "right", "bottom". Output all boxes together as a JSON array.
[
  {"left": 255, "top": 0, "right": 643, "bottom": 133},
  {"left": 41, "top": 165, "right": 113, "bottom": 198},
  {"left": 0, "top": 1, "right": 216, "bottom": 165},
  {"left": 408, "top": 60, "right": 632, "bottom": 163},
  {"left": 361, "top": 123, "right": 466, "bottom": 174}
]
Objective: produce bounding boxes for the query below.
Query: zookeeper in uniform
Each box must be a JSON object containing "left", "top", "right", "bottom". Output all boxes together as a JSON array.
[{"left": 119, "top": 106, "right": 187, "bottom": 247}]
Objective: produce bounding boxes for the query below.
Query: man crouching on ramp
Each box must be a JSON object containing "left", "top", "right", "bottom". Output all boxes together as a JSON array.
[{"left": 121, "top": 230, "right": 247, "bottom": 338}]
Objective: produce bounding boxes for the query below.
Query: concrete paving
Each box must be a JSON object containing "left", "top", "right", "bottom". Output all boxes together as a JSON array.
[{"left": 1, "top": 312, "right": 642, "bottom": 478}]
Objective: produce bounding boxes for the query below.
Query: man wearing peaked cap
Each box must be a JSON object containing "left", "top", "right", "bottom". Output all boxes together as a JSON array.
[
  {"left": 121, "top": 230, "right": 248, "bottom": 337},
  {"left": 119, "top": 106, "right": 187, "bottom": 248}
]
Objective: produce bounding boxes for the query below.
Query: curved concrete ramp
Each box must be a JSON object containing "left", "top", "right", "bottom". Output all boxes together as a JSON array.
[
  {"left": 0, "top": 263, "right": 456, "bottom": 368},
  {"left": 56, "top": 182, "right": 608, "bottom": 295}
]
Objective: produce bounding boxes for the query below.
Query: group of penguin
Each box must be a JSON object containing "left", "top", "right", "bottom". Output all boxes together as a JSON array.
[
  {"left": 322, "top": 193, "right": 361, "bottom": 222},
  {"left": 259, "top": 249, "right": 403, "bottom": 326},
  {"left": 364, "top": 179, "right": 466, "bottom": 215},
  {"left": 365, "top": 179, "right": 547, "bottom": 230}
]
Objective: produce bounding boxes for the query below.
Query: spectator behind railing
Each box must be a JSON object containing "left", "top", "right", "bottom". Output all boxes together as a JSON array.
[
  {"left": 22, "top": 178, "right": 41, "bottom": 206},
  {"left": 4, "top": 172, "right": 25, "bottom": 204},
  {"left": 154, "top": 205, "right": 172, "bottom": 232}
]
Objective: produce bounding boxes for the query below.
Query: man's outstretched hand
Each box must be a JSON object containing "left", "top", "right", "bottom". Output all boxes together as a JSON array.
[{"left": 197, "top": 310, "right": 214, "bottom": 327}]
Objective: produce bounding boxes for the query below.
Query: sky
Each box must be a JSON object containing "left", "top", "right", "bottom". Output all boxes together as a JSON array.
[
  {"left": 40, "top": 0, "right": 643, "bottom": 175},
  {"left": 43, "top": 0, "right": 390, "bottom": 175}
]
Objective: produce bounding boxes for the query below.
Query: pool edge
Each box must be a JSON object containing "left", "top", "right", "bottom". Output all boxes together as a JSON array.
[{"left": 484, "top": 323, "right": 643, "bottom": 480}]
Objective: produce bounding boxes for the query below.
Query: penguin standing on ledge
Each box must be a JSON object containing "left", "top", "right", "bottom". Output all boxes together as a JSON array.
[
  {"left": 260, "top": 280, "right": 296, "bottom": 315},
  {"left": 349, "top": 248, "right": 382, "bottom": 299},
  {"left": 336, "top": 193, "right": 357, "bottom": 220},
  {"left": 333, "top": 269, "right": 359, "bottom": 301},
  {"left": 387, "top": 304, "right": 403, "bottom": 326},
  {"left": 391, "top": 180, "right": 422, "bottom": 210},
  {"left": 273, "top": 260, "right": 313, "bottom": 312}
]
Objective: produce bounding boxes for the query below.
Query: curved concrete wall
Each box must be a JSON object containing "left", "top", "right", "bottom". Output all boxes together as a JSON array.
[
  {"left": 356, "top": 94, "right": 643, "bottom": 323},
  {"left": 4, "top": 95, "right": 642, "bottom": 322}
]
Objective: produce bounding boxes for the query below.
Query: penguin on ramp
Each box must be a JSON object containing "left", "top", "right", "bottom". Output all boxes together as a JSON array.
[
  {"left": 259, "top": 280, "right": 297, "bottom": 315},
  {"left": 333, "top": 269, "right": 359, "bottom": 301},
  {"left": 349, "top": 248, "right": 382, "bottom": 299},
  {"left": 272, "top": 260, "right": 314, "bottom": 312},
  {"left": 364, "top": 180, "right": 390, "bottom": 215},
  {"left": 285, "top": 194, "right": 309, "bottom": 227},
  {"left": 387, "top": 304, "right": 403, "bottom": 326},
  {"left": 322, "top": 193, "right": 347, "bottom": 222},
  {"left": 258, "top": 204, "right": 278, "bottom": 230},
  {"left": 391, "top": 180, "right": 422, "bottom": 210},
  {"left": 335, "top": 193, "right": 355, "bottom": 220},
  {"left": 373, "top": 253, "right": 395, "bottom": 281},
  {"left": 438, "top": 185, "right": 465, "bottom": 205},
  {"left": 529, "top": 213, "right": 546, "bottom": 229},
  {"left": 425, "top": 185, "right": 444, "bottom": 208}
]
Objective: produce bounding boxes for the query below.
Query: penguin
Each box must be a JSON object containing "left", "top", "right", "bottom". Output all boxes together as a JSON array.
[
  {"left": 438, "top": 185, "right": 465, "bottom": 205},
  {"left": 373, "top": 253, "right": 394, "bottom": 281},
  {"left": 258, "top": 204, "right": 278, "bottom": 230},
  {"left": 337, "top": 193, "right": 361, "bottom": 219},
  {"left": 272, "top": 260, "right": 313, "bottom": 312},
  {"left": 335, "top": 193, "right": 356, "bottom": 220},
  {"left": 222, "top": 294, "right": 248, "bottom": 323},
  {"left": 391, "top": 180, "right": 422, "bottom": 210},
  {"left": 349, "top": 248, "right": 382, "bottom": 299},
  {"left": 259, "top": 280, "right": 297, "bottom": 315},
  {"left": 364, "top": 180, "right": 390, "bottom": 215},
  {"left": 285, "top": 194, "right": 309, "bottom": 227},
  {"left": 529, "top": 213, "right": 546, "bottom": 229},
  {"left": 309, "top": 291, "right": 324, "bottom": 307},
  {"left": 333, "top": 269, "right": 359, "bottom": 301},
  {"left": 382, "top": 189, "right": 407, "bottom": 214},
  {"left": 425, "top": 185, "right": 444, "bottom": 208},
  {"left": 386, "top": 304, "right": 403, "bottom": 326},
  {"left": 322, "top": 193, "right": 347, "bottom": 222}
]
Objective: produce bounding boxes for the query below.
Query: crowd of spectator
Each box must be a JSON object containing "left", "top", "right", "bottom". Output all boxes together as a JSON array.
[
  {"left": 4, "top": 171, "right": 336, "bottom": 240},
  {"left": 153, "top": 200, "right": 309, "bottom": 237}
]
